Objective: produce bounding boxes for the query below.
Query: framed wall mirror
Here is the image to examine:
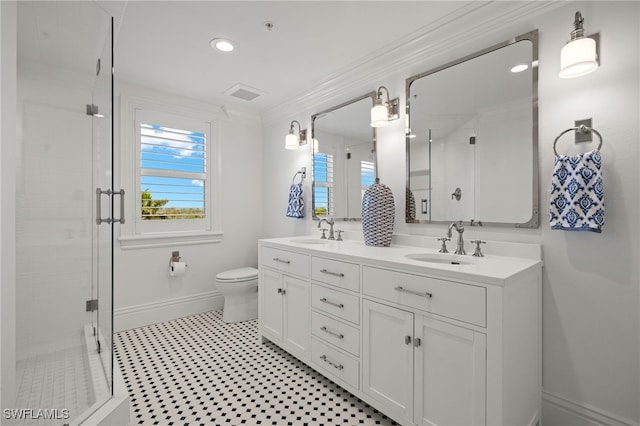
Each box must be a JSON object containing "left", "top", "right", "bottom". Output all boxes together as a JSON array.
[
  {"left": 406, "top": 30, "right": 539, "bottom": 227},
  {"left": 312, "top": 93, "right": 377, "bottom": 220}
]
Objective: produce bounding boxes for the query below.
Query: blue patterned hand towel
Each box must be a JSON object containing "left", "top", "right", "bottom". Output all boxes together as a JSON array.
[
  {"left": 549, "top": 149, "right": 604, "bottom": 232},
  {"left": 286, "top": 183, "right": 305, "bottom": 218}
]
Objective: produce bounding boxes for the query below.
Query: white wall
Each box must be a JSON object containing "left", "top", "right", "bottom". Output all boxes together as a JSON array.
[
  {"left": 261, "top": 2, "right": 640, "bottom": 424},
  {"left": 535, "top": 4, "right": 639, "bottom": 424},
  {"left": 114, "top": 82, "right": 264, "bottom": 331}
]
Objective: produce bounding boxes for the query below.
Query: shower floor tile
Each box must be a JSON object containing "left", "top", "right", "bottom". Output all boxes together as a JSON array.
[
  {"left": 115, "top": 310, "right": 397, "bottom": 425},
  {"left": 9, "top": 342, "right": 93, "bottom": 426}
]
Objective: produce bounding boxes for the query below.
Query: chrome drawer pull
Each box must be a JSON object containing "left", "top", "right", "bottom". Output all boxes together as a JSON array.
[
  {"left": 320, "top": 326, "right": 344, "bottom": 340},
  {"left": 320, "top": 268, "right": 345, "bottom": 278},
  {"left": 272, "top": 257, "right": 291, "bottom": 264},
  {"left": 320, "top": 354, "right": 344, "bottom": 371},
  {"left": 320, "top": 297, "right": 344, "bottom": 309},
  {"left": 394, "top": 286, "right": 433, "bottom": 298}
]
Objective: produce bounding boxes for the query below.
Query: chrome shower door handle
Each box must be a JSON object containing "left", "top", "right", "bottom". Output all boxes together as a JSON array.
[
  {"left": 96, "top": 188, "right": 125, "bottom": 225},
  {"left": 96, "top": 188, "right": 112, "bottom": 225},
  {"left": 113, "top": 189, "right": 125, "bottom": 224}
]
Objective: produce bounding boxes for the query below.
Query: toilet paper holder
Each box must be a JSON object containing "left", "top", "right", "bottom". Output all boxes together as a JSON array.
[{"left": 169, "top": 251, "right": 186, "bottom": 269}]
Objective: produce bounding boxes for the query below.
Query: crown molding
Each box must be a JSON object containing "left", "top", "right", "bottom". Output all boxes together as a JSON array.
[
  {"left": 262, "top": 1, "right": 562, "bottom": 126},
  {"left": 116, "top": 79, "right": 262, "bottom": 122}
]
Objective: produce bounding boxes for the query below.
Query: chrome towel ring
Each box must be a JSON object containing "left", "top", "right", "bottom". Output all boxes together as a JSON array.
[
  {"left": 553, "top": 124, "right": 603, "bottom": 156},
  {"left": 291, "top": 168, "right": 306, "bottom": 184}
]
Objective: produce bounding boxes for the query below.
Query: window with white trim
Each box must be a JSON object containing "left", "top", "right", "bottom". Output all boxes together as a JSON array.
[
  {"left": 134, "top": 108, "right": 216, "bottom": 235},
  {"left": 313, "top": 152, "right": 334, "bottom": 217}
]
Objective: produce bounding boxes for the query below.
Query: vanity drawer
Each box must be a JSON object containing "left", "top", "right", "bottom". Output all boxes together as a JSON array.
[
  {"left": 261, "top": 246, "right": 309, "bottom": 278},
  {"left": 311, "top": 310, "right": 360, "bottom": 357},
  {"left": 362, "top": 266, "right": 486, "bottom": 327},
  {"left": 311, "top": 337, "right": 359, "bottom": 390},
  {"left": 312, "top": 257, "right": 360, "bottom": 292},
  {"left": 312, "top": 284, "right": 360, "bottom": 325}
]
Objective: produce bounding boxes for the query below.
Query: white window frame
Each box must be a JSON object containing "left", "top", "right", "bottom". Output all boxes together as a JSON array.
[{"left": 119, "top": 95, "right": 222, "bottom": 249}]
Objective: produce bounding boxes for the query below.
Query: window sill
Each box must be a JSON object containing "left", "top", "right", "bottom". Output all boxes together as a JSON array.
[{"left": 119, "top": 231, "right": 223, "bottom": 250}]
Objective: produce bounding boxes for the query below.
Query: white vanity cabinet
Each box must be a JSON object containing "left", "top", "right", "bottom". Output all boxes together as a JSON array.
[
  {"left": 259, "top": 246, "right": 310, "bottom": 359},
  {"left": 309, "top": 256, "right": 362, "bottom": 389},
  {"left": 362, "top": 282, "right": 486, "bottom": 426},
  {"left": 258, "top": 238, "right": 542, "bottom": 426}
]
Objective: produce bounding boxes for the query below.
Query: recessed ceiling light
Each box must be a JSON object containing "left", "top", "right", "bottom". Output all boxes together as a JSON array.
[
  {"left": 210, "top": 38, "right": 235, "bottom": 53},
  {"left": 510, "top": 63, "right": 529, "bottom": 73}
]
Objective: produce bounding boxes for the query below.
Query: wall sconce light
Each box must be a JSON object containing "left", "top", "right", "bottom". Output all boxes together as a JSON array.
[
  {"left": 370, "top": 86, "right": 399, "bottom": 127},
  {"left": 559, "top": 11, "right": 599, "bottom": 78},
  {"left": 285, "top": 120, "right": 307, "bottom": 150}
]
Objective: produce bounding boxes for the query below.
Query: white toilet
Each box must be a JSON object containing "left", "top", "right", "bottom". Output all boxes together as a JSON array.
[{"left": 215, "top": 267, "right": 259, "bottom": 323}]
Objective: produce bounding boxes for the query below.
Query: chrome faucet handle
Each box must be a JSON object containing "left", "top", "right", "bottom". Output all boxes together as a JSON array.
[
  {"left": 320, "top": 229, "right": 328, "bottom": 239},
  {"left": 470, "top": 240, "right": 486, "bottom": 257},
  {"left": 336, "top": 230, "right": 343, "bottom": 241},
  {"left": 437, "top": 237, "right": 451, "bottom": 253}
]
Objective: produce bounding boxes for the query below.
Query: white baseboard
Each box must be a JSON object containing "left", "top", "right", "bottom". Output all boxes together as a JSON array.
[
  {"left": 542, "top": 389, "right": 639, "bottom": 426},
  {"left": 114, "top": 290, "right": 224, "bottom": 332}
]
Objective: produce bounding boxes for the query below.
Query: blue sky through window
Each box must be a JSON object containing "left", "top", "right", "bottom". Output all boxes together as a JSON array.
[{"left": 141, "top": 123, "right": 206, "bottom": 211}]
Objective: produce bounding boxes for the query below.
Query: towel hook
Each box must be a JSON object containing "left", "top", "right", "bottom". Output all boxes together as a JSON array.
[{"left": 553, "top": 125, "right": 603, "bottom": 156}]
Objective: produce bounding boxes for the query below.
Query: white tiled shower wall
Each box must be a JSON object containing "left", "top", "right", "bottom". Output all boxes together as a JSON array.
[{"left": 16, "top": 71, "right": 95, "bottom": 359}]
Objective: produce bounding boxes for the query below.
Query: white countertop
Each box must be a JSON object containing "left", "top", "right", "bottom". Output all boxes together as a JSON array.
[{"left": 259, "top": 236, "right": 543, "bottom": 286}]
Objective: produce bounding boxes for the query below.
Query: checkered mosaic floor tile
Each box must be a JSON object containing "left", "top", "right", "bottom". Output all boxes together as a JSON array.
[{"left": 114, "top": 310, "right": 396, "bottom": 425}]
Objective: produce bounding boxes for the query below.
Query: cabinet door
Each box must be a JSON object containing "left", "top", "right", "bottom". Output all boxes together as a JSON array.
[
  {"left": 283, "top": 275, "right": 310, "bottom": 357},
  {"left": 362, "top": 300, "right": 414, "bottom": 424},
  {"left": 260, "top": 268, "right": 284, "bottom": 341},
  {"left": 414, "top": 316, "right": 486, "bottom": 426}
]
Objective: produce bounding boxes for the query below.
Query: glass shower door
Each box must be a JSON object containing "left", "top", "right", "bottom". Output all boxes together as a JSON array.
[
  {"left": 14, "top": 2, "right": 115, "bottom": 424},
  {"left": 91, "top": 14, "right": 115, "bottom": 405}
]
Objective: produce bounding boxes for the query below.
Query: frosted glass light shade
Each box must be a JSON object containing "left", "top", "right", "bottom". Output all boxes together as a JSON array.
[
  {"left": 559, "top": 37, "right": 598, "bottom": 78},
  {"left": 370, "top": 104, "right": 389, "bottom": 127},
  {"left": 285, "top": 133, "right": 299, "bottom": 150}
]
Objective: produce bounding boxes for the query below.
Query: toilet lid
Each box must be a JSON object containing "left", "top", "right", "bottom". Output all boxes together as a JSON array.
[{"left": 216, "top": 267, "right": 258, "bottom": 282}]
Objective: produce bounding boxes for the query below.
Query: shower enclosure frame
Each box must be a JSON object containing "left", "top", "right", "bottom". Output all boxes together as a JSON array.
[{"left": 10, "top": 2, "right": 127, "bottom": 424}]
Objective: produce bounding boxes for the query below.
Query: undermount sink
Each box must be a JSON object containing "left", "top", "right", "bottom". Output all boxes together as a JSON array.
[
  {"left": 290, "top": 238, "right": 331, "bottom": 245},
  {"left": 405, "top": 253, "right": 474, "bottom": 265}
]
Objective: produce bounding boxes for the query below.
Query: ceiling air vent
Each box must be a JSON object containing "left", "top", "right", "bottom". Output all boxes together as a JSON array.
[{"left": 223, "top": 83, "right": 266, "bottom": 101}]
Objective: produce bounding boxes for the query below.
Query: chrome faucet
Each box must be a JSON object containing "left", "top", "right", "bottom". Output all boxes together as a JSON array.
[
  {"left": 447, "top": 220, "right": 466, "bottom": 255},
  {"left": 318, "top": 218, "right": 336, "bottom": 240}
]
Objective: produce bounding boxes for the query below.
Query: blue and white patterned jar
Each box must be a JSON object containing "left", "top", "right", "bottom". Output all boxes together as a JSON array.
[{"left": 362, "top": 179, "right": 395, "bottom": 247}]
